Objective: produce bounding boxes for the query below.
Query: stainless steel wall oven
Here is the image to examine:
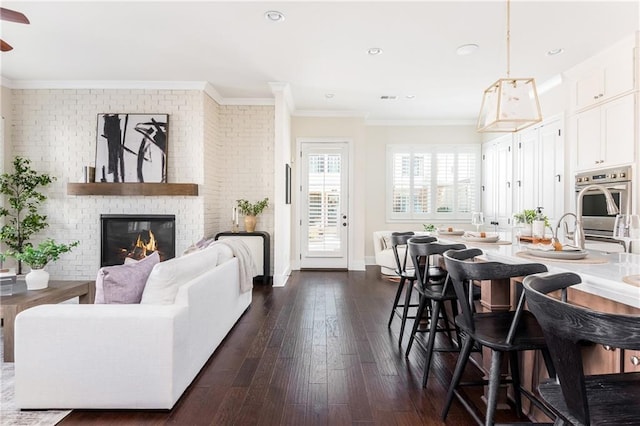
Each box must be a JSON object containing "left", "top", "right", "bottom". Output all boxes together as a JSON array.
[{"left": 575, "top": 166, "right": 632, "bottom": 239}]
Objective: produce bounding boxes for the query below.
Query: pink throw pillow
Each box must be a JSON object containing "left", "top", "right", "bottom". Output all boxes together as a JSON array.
[{"left": 94, "top": 252, "right": 160, "bottom": 304}]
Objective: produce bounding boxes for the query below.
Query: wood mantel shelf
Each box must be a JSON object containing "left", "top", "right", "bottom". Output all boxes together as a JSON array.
[{"left": 67, "top": 183, "right": 199, "bottom": 196}]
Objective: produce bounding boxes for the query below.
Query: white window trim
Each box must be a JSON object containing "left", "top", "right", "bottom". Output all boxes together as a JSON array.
[{"left": 386, "top": 144, "right": 481, "bottom": 223}]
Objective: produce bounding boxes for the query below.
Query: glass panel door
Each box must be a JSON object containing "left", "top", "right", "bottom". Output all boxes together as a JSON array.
[{"left": 300, "top": 142, "right": 349, "bottom": 269}]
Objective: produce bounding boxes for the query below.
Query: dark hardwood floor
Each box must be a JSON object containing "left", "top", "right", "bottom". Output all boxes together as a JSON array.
[{"left": 60, "top": 267, "right": 524, "bottom": 426}]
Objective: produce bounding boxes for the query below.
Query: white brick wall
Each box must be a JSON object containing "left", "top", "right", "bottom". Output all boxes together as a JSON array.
[
  {"left": 10, "top": 88, "right": 205, "bottom": 279},
  {"left": 203, "top": 93, "right": 222, "bottom": 236},
  {"left": 7, "top": 88, "right": 275, "bottom": 279},
  {"left": 217, "top": 105, "right": 275, "bottom": 271}
]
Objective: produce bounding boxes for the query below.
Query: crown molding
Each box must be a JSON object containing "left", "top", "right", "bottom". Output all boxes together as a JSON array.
[
  {"left": 222, "top": 98, "right": 275, "bottom": 106},
  {"left": 1, "top": 79, "right": 208, "bottom": 91},
  {"left": 293, "top": 109, "right": 369, "bottom": 119},
  {"left": 365, "top": 119, "right": 476, "bottom": 126},
  {"left": 268, "top": 82, "right": 295, "bottom": 111},
  {"left": 2, "top": 78, "right": 275, "bottom": 106}
]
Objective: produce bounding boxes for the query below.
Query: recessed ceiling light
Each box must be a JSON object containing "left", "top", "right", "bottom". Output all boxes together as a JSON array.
[
  {"left": 325, "top": 93, "right": 334, "bottom": 99},
  {"left": 368, "top": 47, "right": 383, "bottom": 56},
  {"left": 456, "top": 43, "right": 479, "bottom": 56},
  {"left": 264, "top": 10, "right": 285, "bottom": 22},
  {"left": 405, "top": 95, "right": 416, "bottom": 100},
  {"left": 546, "top": 48, "right": 564, "bottom": 56}
]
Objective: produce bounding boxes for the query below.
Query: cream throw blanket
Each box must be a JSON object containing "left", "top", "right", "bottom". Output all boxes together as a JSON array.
[{"left": 214, "top": 239, "right": 258, "bottom": 293}]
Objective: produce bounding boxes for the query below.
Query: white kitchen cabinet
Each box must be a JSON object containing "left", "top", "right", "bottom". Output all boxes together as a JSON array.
[
  {"left": 513, "top": 119, "right": 565, "bottom": 225},
  {"left": 573, "top": 93, "right": 636, "bottom": 170},
  {"left": 482, "top": 135, "right": 513, "bottom": 231},
  {"left": 571, "top": 36, "right": 636, "bottom": 111}
]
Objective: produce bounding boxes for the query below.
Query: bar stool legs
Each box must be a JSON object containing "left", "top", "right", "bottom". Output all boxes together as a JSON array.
[{"left": 387, "top": 275, "right": 408, "bottom": 327}]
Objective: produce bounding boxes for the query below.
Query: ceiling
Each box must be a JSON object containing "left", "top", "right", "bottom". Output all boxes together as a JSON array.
[{"left": 1, "top": 1, "right": 639, "bottom": 123}]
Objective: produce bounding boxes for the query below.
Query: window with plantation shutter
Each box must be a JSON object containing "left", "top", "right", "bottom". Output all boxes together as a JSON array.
[{"left": 387, "top": 144, "right": 480, "bottom": 221}]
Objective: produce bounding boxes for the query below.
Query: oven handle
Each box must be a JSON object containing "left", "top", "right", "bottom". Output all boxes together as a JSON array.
[{"left": 575, "top": 183, "right": 629, "bottom": 192}]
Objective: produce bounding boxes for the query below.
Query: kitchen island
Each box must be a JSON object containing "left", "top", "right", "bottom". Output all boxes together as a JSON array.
[
  {"left": 438, "top": 231, "right": 639, "bottom": 309},
  {"left": 436, "top": 232, "right": 640, "bottom": 421}
]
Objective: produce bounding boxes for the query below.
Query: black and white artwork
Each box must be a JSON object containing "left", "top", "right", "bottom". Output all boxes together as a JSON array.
[{"left": 95, "top": 113, "right": 168, "bottom": 183}]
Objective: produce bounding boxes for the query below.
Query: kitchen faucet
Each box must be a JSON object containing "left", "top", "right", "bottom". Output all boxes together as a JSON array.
[
  {"left": 554, "top": 212, "right": 577, "bottom": 245},
  {"left": 575, "top": 184, "right": 620, "bottom": 249}
]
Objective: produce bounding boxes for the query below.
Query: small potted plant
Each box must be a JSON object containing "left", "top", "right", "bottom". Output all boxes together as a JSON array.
[
  {"left": 11, "top": 239, "right": 79, "bottom": 290},
  {"left": 513, "top": 209, "right": 549, "bottom": 236},
  {"left": 236, "top": 198, "right": 269, "bottom": 232}
]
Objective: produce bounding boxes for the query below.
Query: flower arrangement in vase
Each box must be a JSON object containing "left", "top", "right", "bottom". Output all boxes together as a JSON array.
[{"left": 236, "top": 198, "right": 269, "bottom": 232}]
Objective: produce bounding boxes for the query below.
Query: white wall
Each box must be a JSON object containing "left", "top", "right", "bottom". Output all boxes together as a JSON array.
[
  {"left": 291, "top": 116, "right": 367, "bottom": 270},
  {"left": 5, "top": 87, "right": 277, "bottom": 279},
  {"left": 8, "top": 88, "right": 205, "bottom": 279},
  {"left": 216, "top": 105, "right": 276, "bottom": 271},
  {"left": 363, "top": 125, "right": 481, "bottom": 262},
  {"left": 271, "top": 84, "right": 293, "bottom": 286}
]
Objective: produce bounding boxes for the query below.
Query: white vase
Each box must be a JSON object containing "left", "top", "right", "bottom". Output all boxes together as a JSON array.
[
  {"left": 519, "top": 223, "right": 533, "bottom": 237},
  {"left": 25, "top": 268, "right": 49, "bottom": 290}
]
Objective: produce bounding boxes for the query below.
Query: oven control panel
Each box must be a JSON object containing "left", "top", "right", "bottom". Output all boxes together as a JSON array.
[{"left": 575, "top": 166, "right": 632, "bottom": 186}]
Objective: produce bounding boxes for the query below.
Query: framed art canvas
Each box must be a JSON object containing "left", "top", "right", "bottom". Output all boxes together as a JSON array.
[{"left": 95, "top": 113, "right": 169, "bottom": 183}]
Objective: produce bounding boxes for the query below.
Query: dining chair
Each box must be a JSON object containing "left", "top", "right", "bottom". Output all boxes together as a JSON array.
[
  {"left": 387, "top": 232, "right": 438, "bottom": 344},
  {"left": 441, "top": 248, "right": 556, "bottom": 426},
  {"left": 405, "top": 238, "right": 467, "bottom": 387},
  {"left": 523, "top": 272, "right": 640, "bottom": 426}
]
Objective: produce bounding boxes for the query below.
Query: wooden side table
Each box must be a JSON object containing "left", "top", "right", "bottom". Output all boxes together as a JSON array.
[
  {"left": 0, "top": 280, "right": 95, "bottom": 362},
  {"left": 215, "top": 231, "right": 271, "bottom": 284}
]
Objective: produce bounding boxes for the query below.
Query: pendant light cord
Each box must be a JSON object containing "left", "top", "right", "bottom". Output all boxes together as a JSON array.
[{"left": 506, "top": 0, "right": 511, "bottom": 78}]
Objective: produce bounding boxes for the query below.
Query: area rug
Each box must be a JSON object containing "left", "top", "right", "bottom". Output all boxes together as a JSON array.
[{"left": 1, "top": 332, "right": 72, "bottom": 425}]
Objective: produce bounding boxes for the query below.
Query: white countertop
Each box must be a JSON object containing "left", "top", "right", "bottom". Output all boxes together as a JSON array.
[{"left": 436, "top": 232, "right": 640, "bottom": 309}]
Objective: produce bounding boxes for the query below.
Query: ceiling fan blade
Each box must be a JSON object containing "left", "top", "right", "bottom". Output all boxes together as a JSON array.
[
  {"left": 1, "top": 39, "right": 14, "bottom": 52},
  {"left": 0, "top": 7, "right": 30, "bottom": 24}
]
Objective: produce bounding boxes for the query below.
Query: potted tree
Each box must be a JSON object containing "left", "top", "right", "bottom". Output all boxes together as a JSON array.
[
  {"left": 236, "top": 198, "right": 269, "bottom": 232},
  {"left": 11, "top": 239, "right": 79, "bottom": 290},
  {"left": 0, "top": 156, "right": 55, "bottom": 274}
]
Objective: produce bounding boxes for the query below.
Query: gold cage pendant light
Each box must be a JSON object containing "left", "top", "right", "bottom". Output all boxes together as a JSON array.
[{"left": 477, "top": 0, "right": 542, "bottom": 132}]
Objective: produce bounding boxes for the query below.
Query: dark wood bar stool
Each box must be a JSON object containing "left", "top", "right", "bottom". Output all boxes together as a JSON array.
[
  {"left": 387, "top": 232, "right": 438, "bottom": 344},
  {"left": 405, "top": 238, "right": 466, "bottom": 387},
  {"left": 442, "top": 248, "right": 556, "bottom": 426},
  {"left": 524, "top": 272, "right": 640, "bottom": 426}
]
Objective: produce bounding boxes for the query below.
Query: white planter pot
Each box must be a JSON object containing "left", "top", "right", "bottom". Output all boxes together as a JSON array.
[
  {"left": 514, "top": 223, "right": 532, "bottom": 237},
  {"left": 25, "top": 268, "right": 50, "bottom": 290}
]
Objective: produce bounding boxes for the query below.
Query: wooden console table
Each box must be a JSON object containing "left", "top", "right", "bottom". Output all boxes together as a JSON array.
[{"left": 0, "top": 280, "right": 95, "bottom": 362}]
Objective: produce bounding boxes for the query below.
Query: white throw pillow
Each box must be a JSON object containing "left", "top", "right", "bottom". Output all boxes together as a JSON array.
[{"left": 140, "top": 244, "right": 224, "bottom": 304}]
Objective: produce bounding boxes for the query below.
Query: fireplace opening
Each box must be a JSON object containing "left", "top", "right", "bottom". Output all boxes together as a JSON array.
[{"left": 100, "top": 214, "right": 176, "bottom": 267}]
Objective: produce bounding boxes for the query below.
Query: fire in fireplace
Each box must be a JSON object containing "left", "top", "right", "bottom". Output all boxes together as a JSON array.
[{"left": 100, "top": 214, "right": 176, "bottom": 266}]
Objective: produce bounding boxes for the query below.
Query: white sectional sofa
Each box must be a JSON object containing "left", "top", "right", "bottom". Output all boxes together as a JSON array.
[{"left": 14, "top": 243, "right": 251, "bottom": 410}]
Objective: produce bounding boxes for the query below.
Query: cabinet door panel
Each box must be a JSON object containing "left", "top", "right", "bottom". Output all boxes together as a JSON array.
[
  {"left": 494, "top": 139, "right": 512, "bottom": 229},
  {"left": 623, "top": 349, "right": 640, "bottom": 372},
  {"left": 482, "top": 142, "right": 496, "bottom": 220},
  {"left": 539, "top": 124, "right": 564, "bottom": 223},
  {"left": 575, "top": 69, "right": 604, "bottom": 110},
  {"left": 602, "top": 93, "right": 635, "bottom": 167},
  {"left": 575, "top": 107, "right": 601, "bottom": 169},
  {"left": 603, "top": 45, "right": 636, "bottom": 102},
  {"left": 518, "top": 130, "right": 538, "bottom": 210}
]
